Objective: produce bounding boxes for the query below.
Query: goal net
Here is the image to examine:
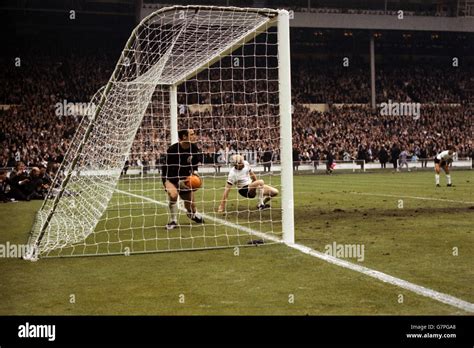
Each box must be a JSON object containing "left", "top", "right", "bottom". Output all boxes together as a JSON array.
[{"left": 26, "top": 6, "right": 294, "bottom": 260}]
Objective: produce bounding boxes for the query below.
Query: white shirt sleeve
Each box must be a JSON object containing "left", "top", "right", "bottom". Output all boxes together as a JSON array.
[{"left": 226, "top": 170, "right": 235, "bottom": 185}]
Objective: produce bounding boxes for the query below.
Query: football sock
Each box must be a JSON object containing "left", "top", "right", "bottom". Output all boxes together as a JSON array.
[
  {"left": 435, "top": 174, "right": 440, "bottom": 185},
  {"left": 169, "top": 201, "right": 178, "bottom": 222},
  {"left": 257, "top": 186, "right": 264, "bottom": 205},
  {"left": 446, "top": 175, "right": 451, "bottom": 185}
]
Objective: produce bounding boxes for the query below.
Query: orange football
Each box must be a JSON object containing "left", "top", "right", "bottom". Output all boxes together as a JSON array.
[{"left": 186, "top": 175, "right": 202, "bottom": 189}]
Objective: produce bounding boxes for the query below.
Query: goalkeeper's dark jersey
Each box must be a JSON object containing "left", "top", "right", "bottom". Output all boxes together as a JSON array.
[{"left": 162, "top": 142, "right": 202, "bottom": 184}]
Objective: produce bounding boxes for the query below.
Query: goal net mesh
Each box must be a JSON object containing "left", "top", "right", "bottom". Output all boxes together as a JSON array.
[{"left": 27, "top": 6, "right": 285, "bottom": 258}]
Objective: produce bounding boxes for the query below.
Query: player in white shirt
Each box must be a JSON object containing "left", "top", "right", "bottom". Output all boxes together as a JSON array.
[
  {"left": 218, "top": 155, "right": 279, "bottom": 212},
  {"left": 434, "top": 147, "right": 455, "bottom": 187}
]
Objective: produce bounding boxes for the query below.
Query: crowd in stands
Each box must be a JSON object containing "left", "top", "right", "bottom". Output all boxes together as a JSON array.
[
  {"left": 0, "top": 49, "right": 115, "bottom": 166},
  {"left": 292, "top": 58, "right": 472, "bottom": 104},
  {"left": 147, "top": 0, "right": 455, "bottom": 17},
  {"left": 0, "top": 47, "right": 472, "bottom": 201},
  {"left": 280, "top": 7, "right": 444, "bottom": 17},
  {"left": 266, "top": 0, "right": 453, "bottom": 17},
  {"left": 291, "top": 104, "right": 473, "bottom": 168}
]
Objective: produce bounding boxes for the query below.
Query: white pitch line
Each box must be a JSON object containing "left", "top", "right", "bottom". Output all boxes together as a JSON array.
[
  {"left": 288, "top": 243, "right": 474, "bottom": 313},
  {"left": 113, "top": 187, "right": 474, "bottom": 313},
  {"left": 350, "top": 191, "right": 474, "bottom": 205},
  {"left": 113, "top": 187, "right": 280, "bottom": 243}
]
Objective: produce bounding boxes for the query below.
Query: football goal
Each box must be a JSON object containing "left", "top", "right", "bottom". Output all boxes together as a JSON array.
[{"left": 25, "top": 5, "right": 294, "bottom": 260}]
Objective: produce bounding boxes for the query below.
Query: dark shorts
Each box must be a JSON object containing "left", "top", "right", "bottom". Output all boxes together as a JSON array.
[
  {"left": 238, "top": 185, "right": 256, "bottom": 198},
  {"left": 434, "top": 158, "right": 446, "bottom": 167},
  {"left": 163, "top": 178, "right": 192, "bottom": 194}
]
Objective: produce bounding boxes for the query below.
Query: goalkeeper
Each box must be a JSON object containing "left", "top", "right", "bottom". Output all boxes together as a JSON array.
[
  {"left": 162, "top": 129, "right": 204, "bottom": 230},
  {"left": 218, "top": 155, "right": 279, "bottom": 213}
]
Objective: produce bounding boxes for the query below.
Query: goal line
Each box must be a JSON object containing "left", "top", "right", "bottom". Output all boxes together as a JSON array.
[{"left": 112, "top": 186, "right": 281, "bottom": 244}]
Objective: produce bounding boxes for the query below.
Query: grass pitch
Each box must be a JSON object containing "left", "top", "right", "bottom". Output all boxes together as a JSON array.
[{"left": 0, "top": 169, "right": 472, "bottom": 315}]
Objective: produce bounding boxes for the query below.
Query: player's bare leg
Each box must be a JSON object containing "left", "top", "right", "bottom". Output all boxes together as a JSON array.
[
  {"left": 435, "top": 163, "right": 441, "bottom": 186},
  {"left": 443, "top": 164, "right": 452, "bottom": 186},
  {"left": 259, "top": 185, "right": 279, "bottom": 208},
  {"left": 164, "top": 180, "right": 179, "bottom": 229},
  {"left": 263, "top": 185, "right": 279, "bottom": 201},
  {"left": 248, "top": 179, "right": 265, "bottom": 207},
  {"left": 248, "top": 180, "right": 278, "bottom": 210}
]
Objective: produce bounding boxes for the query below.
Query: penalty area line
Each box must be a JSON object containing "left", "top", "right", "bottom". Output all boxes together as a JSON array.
[
  {"left": 113, "top": 187, "right": 474, "bottom": 313},
  {"left": 349, "top": 191, "right": 474, "bottom": 205}
]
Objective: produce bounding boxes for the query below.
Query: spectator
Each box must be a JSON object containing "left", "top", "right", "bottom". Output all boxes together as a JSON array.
[
  {"left": 311, "top": 150, "right": 320, "bottom": 172},
  {"left": 262, "top": 148, "right": 273, "bottom": 173},
  {"left": 122, "top": 160, "right": 130, "bottom": 176},
  {"left": 325, "top": 149, "right": 335, "bottom": 174},
  {"left": 8, "top": 162, "right": 30, "bottom": 201},
  {"left": 292, "top": 146, "right": 301, "bottom": 172},
  {"left": 23, "top": 167, "right": 45, "bottom": 200},
  {"left": 357, "top": 145, "right": 367, "bottom": 171},
  {"left": 0, "top": 169, "right": 10, "bottom": 202},
  {"left": 399, "top": 149, "right": 410, "bottom": 171},
  {"left": 391, "top": 144, "right": 401, "bottom": 172},
  {"left": 379, "top": 146, "right": 389, "bottom": 168},
  {"left": 420, "top": 146, "right": 428, "bottom": 168}
]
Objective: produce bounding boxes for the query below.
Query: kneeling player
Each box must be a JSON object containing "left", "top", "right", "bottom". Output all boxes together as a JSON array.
[
  {"left": 218, "top": 155, "right": 278, "bottom": 213},
  {"left": 434, "top": 147, "right": 455, "bottom": 187}
]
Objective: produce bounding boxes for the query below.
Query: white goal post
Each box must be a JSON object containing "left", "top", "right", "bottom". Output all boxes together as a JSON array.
[{"left": 25, "top": 6, "right": 294, "bottom": 260}]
